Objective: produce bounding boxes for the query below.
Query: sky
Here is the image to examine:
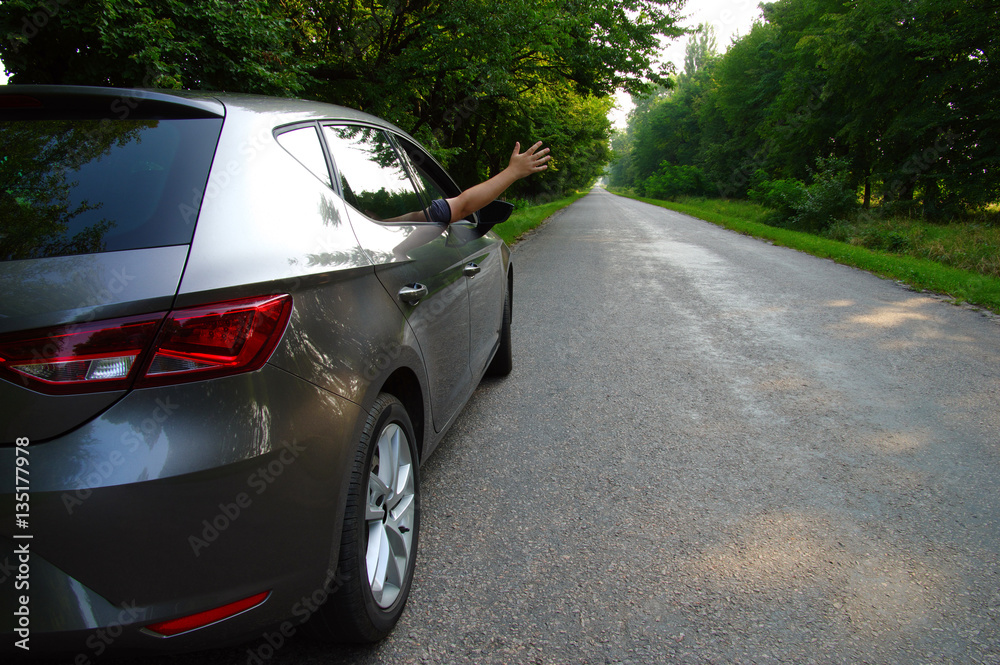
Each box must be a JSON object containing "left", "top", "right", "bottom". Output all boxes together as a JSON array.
[{"left": 609, "top": 0, "right": 766, "bottom": 128}]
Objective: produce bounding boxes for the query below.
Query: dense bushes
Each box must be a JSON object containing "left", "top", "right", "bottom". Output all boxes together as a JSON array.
[
  {"left": 747, "top": 175, "right": 807, "bottom": 225},
  {"left": 748, "top": 158, "right": 857, "bottom": 230},
  {"left": 639, "top": 162, "right": 713, "bottom": 200}
]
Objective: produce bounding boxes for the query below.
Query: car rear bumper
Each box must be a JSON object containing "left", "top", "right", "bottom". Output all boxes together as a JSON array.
[{"left": 0, "top": 365, "right": 362, "bottom": 655}]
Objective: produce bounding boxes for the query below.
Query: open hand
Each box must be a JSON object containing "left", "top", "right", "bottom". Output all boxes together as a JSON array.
[{"left": 508, "top": 141, "right": 551, "bottom": 179}]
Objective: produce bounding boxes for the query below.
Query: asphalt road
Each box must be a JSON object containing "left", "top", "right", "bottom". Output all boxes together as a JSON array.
[{"left": 185, "top": 187, "right": 999, "bottom": 664}]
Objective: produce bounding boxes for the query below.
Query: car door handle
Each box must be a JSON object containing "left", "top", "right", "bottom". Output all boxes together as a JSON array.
[
  {"left": 463, "top": 262, "right": 481, "bottom": 277},
  {"left": 398, "top": 283, "right": 428, "bottom": 305}
]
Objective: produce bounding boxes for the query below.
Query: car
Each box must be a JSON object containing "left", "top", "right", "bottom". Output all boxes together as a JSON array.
[{"left": 0, "top": 85, "right": 514, "bottom": 656}]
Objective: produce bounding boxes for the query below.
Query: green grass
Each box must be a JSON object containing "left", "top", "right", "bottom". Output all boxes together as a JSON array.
[
  {"left": 614, "top": 191, "right": 1000, "bottom": 315},
  {"left": 825, "top": 216, "right": 1000, "bottom": 279},
  {"left": 493, "top": 191, "right": 588, "bottom": 245}
]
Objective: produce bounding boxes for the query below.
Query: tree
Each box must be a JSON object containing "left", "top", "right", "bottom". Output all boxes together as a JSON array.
[
  {"left": 683, "top": 23, "right": 717, "bottom": 79},
  {"left": 612, "top": 23, "right": 718, "bottom": 191},
  {"left": 614, "top": 0, "right": 999, "bottom": 216},
  {"left": 1, "top": 0, "right": 303, "bottom": 94},
  {"left": 279, "top": 0, "right": 684, "bottom": 190},
  {"left": 817, "top": 0, "right": 1000, "bottom": 214},
  {"left": 1, "top": 0, "right": 687, "bottom": 199}
]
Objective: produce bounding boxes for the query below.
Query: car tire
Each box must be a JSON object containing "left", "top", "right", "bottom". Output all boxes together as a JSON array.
[
  {"left": 309, "top": 393, "right": 420, "bottom": 643},
  {"left": 486, "top": 284, "right": 513, "bottom": 376}
]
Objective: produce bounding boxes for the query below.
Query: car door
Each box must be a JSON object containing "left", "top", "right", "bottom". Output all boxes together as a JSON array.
[
  {"left": 323, "top": 124, "right": 472, "bottom": 431},
  {"left": 395, "top": 137, "right": 506, "bottom": 376},
  {"left": 453, "top": 226, "right": 505, "bottom": 375}
]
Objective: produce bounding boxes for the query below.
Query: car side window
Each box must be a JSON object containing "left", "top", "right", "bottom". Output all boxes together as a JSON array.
[
  {"left": 396, "top": 144, "right": 449, "bottom": 202},
  {"left": 395, "top": 137, "right": 475, "bottom": 223},
  {"left": 275, "top": 125, "right": 332, "bottom": 188},
  {"left": 323, "top": 125, "right": 426, "bottom": 223}
]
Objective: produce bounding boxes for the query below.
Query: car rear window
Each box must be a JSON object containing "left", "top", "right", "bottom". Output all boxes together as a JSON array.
[{"left": 0, "top": 117, "right": 223, "bottom": 261}]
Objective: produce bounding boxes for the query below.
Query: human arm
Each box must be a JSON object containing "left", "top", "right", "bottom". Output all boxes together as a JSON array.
[{"left": 444, "top": 141, "right": 550, "bottom": 223}]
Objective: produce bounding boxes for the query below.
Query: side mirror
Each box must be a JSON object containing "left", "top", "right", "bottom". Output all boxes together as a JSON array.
[
  {"left": 476, "top": 199, "right": 514, "bottom": 228},
  {"left": 447, "top": 199, "right": 514, "bottom": 247}
]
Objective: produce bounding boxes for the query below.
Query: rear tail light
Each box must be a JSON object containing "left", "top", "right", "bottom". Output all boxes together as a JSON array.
[
  {"left": 0, "top": 295, "right": 292, "bottom": 395},
  {"left": 138, "top": 295, "right": 293, "bottom": 388},
  {"left": 0, "top": 314, "right": 164, "bottom": 395}
]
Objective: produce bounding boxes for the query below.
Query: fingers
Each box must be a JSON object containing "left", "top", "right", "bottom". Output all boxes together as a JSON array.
[
  {"left": 532, "top": 149, "right": 551, "bottom": 171},
  {"left": 510, "top": 141, "right": 551, "bottom": 176},
  {"left": 521, "top": 141, "right": 551, "bottom": 170}
]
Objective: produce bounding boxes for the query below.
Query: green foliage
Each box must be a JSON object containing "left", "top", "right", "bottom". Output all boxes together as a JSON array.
[
  {"left": 609, "top": 23, "right": 719, "bottom": 191},
  {"left": 747, "top": 173, "right": 806, "bottom": 225},
  {"left": 0, "top": 0, "right": 686, "bottom": 200},
  {"left": 640, "top": 162, "right": 711, "bottom": 200},
  {"left": 816, "top": 0, "right": 1000, "bottom": 215},
  {"left": 0, "top": 0, "right": 303, "bottom": 94},
  {"left": 788, "top": 157, "right": 858, "bottom": 231},
  {"left": 683, "top": 23, "right": 717, "bottom": 79},
  {"left": 290, "top": 0, "right": 682, "bottom": 197},
  {"left": 749, "top": 157, "right": 857, "bottom": 230},
  {"left": 612, "top": 0, "right": 1000, "bottom": 220}
]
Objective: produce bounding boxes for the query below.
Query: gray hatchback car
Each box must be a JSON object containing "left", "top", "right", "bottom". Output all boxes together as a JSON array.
[{"left": 0, "top": 85, "right": 513, "bottom": 655}]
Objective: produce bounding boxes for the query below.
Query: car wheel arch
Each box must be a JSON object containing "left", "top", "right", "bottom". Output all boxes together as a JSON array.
[
  {"left": 377, "top": 366, "right": 426, "bottom": 460},
  {"left": 356, "top": 334, "right": 430, "bottom": 460},
  {"left": 321, "top": 362, "right": 427, "bottom": 596}
]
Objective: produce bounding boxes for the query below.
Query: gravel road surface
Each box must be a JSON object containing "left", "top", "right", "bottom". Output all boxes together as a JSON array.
[{"left": 174, "top": 188, "right": 1000, "bottom": 664}]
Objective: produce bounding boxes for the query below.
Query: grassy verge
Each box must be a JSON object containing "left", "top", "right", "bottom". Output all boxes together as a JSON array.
[
  {"left": 825, "top": 216, "right": 1000, "bottom": 278},
  {"left": 614, "top": 190, "right": 1000, "bottom": 315},
  {"left": 493, "top": 191, "right": 588, "bottom": 245}
]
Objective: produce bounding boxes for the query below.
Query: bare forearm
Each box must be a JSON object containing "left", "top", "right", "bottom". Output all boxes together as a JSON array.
[
  {"left": 446, "top": 168, "right": 521, "bottom": 222},
  {"left": 445, "top": 141, "right": 551, "bottom": 223}
]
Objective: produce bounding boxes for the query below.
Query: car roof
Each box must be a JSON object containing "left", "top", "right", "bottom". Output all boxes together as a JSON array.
[
  {"left": 0, "top": 84, "right": 403, "bottom": 132},
  {"left": 208, "top": 90, "right": 403, "bottom": 129}
]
